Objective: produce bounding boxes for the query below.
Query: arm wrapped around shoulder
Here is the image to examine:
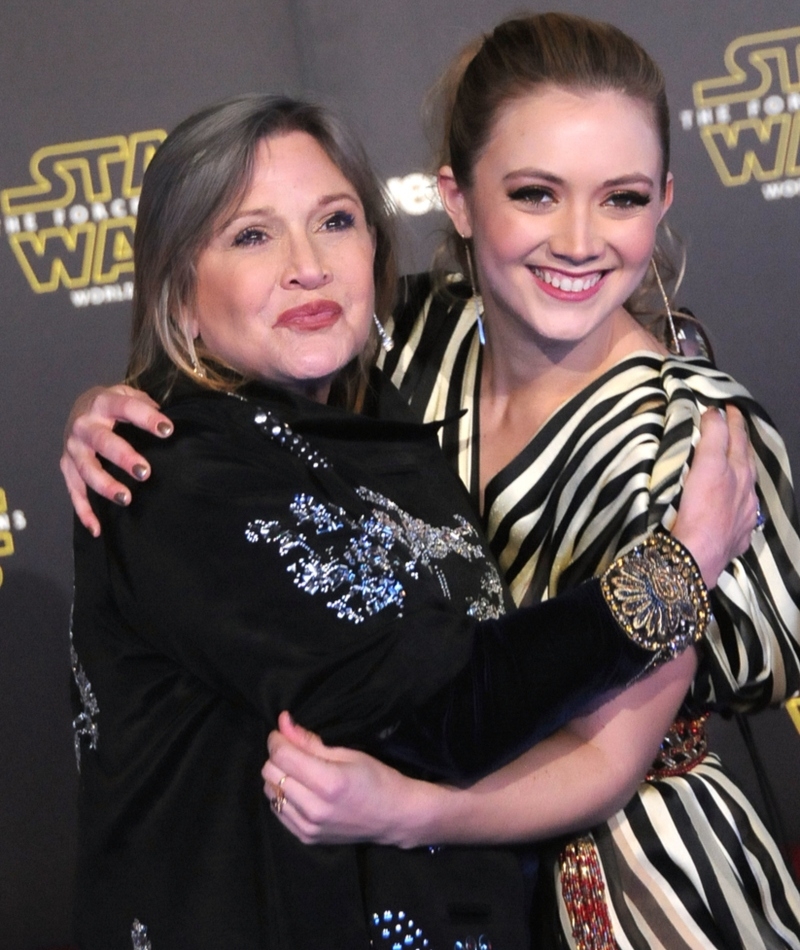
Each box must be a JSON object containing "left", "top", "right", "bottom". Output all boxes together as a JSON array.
[{"left": 378, "top": 530, "right": 710, "bottom": 781}]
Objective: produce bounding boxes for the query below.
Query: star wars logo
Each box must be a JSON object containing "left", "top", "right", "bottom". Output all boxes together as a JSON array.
[
  {"left": 680, "top": 26, "right": 800, "bottom": 201},
  {"left": 1, "top": 130, "right": 165, "bottom": 307},
  {"left": 0, "top": 488, "right": 26, "bottom": 588}
]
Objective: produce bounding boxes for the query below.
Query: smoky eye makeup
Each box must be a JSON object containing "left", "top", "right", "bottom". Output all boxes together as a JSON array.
[
  {"left": 605, "top": 190, "right": 652, "bottom": 209},
  {"left": 507, "top": 184, "right": 556, "bottom": 206}
]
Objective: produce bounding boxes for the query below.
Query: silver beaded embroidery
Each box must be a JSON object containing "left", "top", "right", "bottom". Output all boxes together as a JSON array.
[
  {"left": 245, "top": 488, "right": 504, "bottom": 624},
  {"left": 466, "top": 570, "right": 505, "bottom": 621},
  {"left": 253, "top": 409, "right": 331, "bottom": 469},
  {"left": 70, "top": 622, "right": 99, "bottom": 772},
  {"left": 356, "top": 488, "right": 485, "bottom": 568},
  {"left": 131, "top": 918, "right": 152, "bottom": 949},
  {"left": 370, "top": 909, "right": 430, "bottom": 949}
]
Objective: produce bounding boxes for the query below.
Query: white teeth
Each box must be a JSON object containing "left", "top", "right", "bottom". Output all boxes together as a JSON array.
[{"left": 533, "top": 268, "right": 601, "bottom": 293}]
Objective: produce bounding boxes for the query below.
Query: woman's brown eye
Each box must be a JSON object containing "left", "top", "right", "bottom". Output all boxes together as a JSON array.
[
  {"left": 322, "top": 211, "right": 356, "bottom": 231},
  {"left": 234, "top": 228, "right": 268, "bottom": 247},
  {"left": 606, "top": 191, "right": 651, "bottom": 209},
  {"left": 508, "top": 186, "right": 554, "bottom": 206}
]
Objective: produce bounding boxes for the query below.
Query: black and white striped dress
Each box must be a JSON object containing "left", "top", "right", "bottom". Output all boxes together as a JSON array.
[{"left": 380, "top": 272, "right": 800, "bottom": 950}]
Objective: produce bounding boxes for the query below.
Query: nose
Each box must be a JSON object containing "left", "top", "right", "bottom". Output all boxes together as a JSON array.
[
  {"left": 548, "top": 206, "right": 603, "bottom": 265},
  {"left": 280, "top": 229, "right": 332, "bottom": 290}
]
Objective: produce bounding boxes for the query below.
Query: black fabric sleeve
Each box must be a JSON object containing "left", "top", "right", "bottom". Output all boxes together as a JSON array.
[
  {"left": 376, "top": 582, "right": 654, "bottom": 780},
  {"left": 89, "top": 406, "right": 663, "bottom": 783}
]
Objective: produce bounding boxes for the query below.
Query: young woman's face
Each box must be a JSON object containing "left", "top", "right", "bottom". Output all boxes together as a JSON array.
[
  {"left": 441, "top": 86, "right": 673, "bottom": 350},
  {"left": 188, "top": 131, "right": 376, "bottom": 402}
]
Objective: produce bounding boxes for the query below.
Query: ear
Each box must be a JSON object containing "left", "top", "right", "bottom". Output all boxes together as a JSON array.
[
  {"left": 179, "top": 302, "right": 200, "bottom": 340},
  {"left": 437, "top": 165, "right": 472, "bottom": 238},
  {"left": 660, "top": 172, "right": 674, "bottom": 220}
]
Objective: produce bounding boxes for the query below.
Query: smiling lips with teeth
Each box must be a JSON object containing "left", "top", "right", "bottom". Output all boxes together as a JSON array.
[{"left": 531, "top": 267, "right": 603, "bottom": 294}]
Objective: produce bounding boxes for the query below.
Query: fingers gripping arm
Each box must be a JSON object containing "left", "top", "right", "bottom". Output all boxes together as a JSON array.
[{"left": 61, "top": 384, "right": 172, "bottom": 535}]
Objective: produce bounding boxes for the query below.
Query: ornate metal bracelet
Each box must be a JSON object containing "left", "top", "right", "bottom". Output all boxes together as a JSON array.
[{"left": 600, "top": 531, "right": 711, "bottom": 657}]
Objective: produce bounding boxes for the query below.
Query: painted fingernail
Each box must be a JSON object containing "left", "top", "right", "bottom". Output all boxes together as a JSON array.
[
  {"left": 132, "top": 464, "right": 149, "bottom": 481},
  {"left": 113, "top": 491, "right": 130, "bottom": 506},
  {"left": 156, "top": 422, "right": 173, "bottom": 437}
]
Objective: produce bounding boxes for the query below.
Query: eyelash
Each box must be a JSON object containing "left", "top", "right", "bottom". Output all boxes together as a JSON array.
[
  {"left": 321, "top": 210, "right": 356, "bottom": 231},
  {"left": 232, "top": 227, "right": 268, "bottom": 247},
  {"left": 231, "top": 211, "right": 357, "bottom": 247},
  {"left": 507, "top": 186, "right": 652, "bottom": 211},
  {"left": 605, "top": 191, "right": 651, "bottom": 209},
  {"left": 508, "top": 185, "right": 554, "bottom": 206}
]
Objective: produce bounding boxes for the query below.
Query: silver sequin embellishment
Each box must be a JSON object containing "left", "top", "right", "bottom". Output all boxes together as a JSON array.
[
  {"left": 466, "top": 570, "right": 505, "bottom": 621},
  {"left": 370, "top": 909, "right": 430, "bottom": 949},
  {"left": 253, "top": 409, "right": 331, "bottom": 469},
  {"left": 131, "top": 919, "right": 153, "bottom": 949},
  {"left": 70, "top": 624, "right": 99, "bottom": 772},
  {"left": 246, "top": 488, "right": 505, "bottom": 624}
]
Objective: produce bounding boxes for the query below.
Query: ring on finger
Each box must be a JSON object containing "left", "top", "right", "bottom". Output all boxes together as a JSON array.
[
  {"left": 755, "top": 506, "right": 766, "bottom": 532},
  {"left": 270, "top": 775, "right": 288, "bottom": 814}
]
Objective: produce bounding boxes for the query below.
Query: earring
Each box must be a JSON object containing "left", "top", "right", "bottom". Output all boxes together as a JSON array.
[
  {"left": 185, "top": 330, "right": 206, "bottom": 377},
  {"left": 373, "top": 312, "right": 394, "bottom": 352},
  {"left": 651, "top": 258, "right": 680, "bottom": 355},
  {"left": 463, "top": 237, "right": 486, "bottom": 346}
]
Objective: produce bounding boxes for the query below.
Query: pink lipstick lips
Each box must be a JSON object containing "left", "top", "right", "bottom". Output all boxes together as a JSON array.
[{"left": 274, "top": 299, "right": 343, "bottom": 330}]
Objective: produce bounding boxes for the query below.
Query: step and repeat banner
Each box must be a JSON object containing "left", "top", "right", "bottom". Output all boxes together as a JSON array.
[{"left": 2, "top": 0, "right": 798, "bottom": 944}]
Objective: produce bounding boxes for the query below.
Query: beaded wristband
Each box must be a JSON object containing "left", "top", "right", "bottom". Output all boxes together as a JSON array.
[{"left": 600, "top": 531, "right": 711, "bottom": 657}]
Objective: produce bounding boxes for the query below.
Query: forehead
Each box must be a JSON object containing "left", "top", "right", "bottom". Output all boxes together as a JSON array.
[
  {"left": 481, "top": 85, "right": 662, "bottom": 175},
  {"left": 238, "top": 131, "right": 357, "bottom": 206}
]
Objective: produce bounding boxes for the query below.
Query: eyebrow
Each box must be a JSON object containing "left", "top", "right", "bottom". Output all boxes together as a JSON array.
[{"left": 503, "top": 169, "right": 655, "bottom": 188}]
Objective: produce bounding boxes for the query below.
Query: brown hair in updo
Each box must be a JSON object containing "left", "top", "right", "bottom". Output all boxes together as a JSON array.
[{"left": 429, "top": 12, "right": 682, "bottom": 324}]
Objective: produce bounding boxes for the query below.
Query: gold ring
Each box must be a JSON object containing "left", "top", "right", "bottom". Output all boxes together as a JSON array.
[
  {"left": 271, "top": 787, "right": 286, "bottom": 814},
  {"left": 270, "top": 776, "right": 288, "bottom": 814}
]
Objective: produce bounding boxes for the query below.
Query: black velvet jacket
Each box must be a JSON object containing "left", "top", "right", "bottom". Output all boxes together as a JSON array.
[{"left": 70, "top": 370, "right": 650, "bottom": 949}]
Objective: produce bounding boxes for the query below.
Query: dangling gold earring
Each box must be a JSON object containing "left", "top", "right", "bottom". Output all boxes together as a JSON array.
[
  {"left": 462, "top": 236, "right": 486, "bottom": 346},
  {"left": 372, "top": 312, "right": 394, "bottom": 352},
  {"left": 651, "top": 258, "right": 680, "bottom": 355}
]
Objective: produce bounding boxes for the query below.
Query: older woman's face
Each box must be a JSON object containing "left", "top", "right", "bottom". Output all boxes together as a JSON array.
[{"left": 188, "top": 131, "right": 376, "bottom": 402}]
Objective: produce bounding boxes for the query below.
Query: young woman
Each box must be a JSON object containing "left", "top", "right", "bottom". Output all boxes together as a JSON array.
[
  {"left": 266, "top": 15, "right": 800, "bottom": 950},
  {"left": 62, "top": 14, "right": 800, "bottom": 950}
]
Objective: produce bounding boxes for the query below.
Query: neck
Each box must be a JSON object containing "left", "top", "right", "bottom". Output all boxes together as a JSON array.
[
  {"left": 476, "top": 303, "right": 666, "bottom": 501},
  {"left": 299, "top": 381, "right": 332, "bottom": 404},
  {"left": 481, "top": 303, "right": 662, "bottom": 404}
]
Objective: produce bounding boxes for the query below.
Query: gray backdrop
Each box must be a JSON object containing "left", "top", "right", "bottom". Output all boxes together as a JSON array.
[{"left": 2, "top": 2, "right": 799, "bottom": 946}]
